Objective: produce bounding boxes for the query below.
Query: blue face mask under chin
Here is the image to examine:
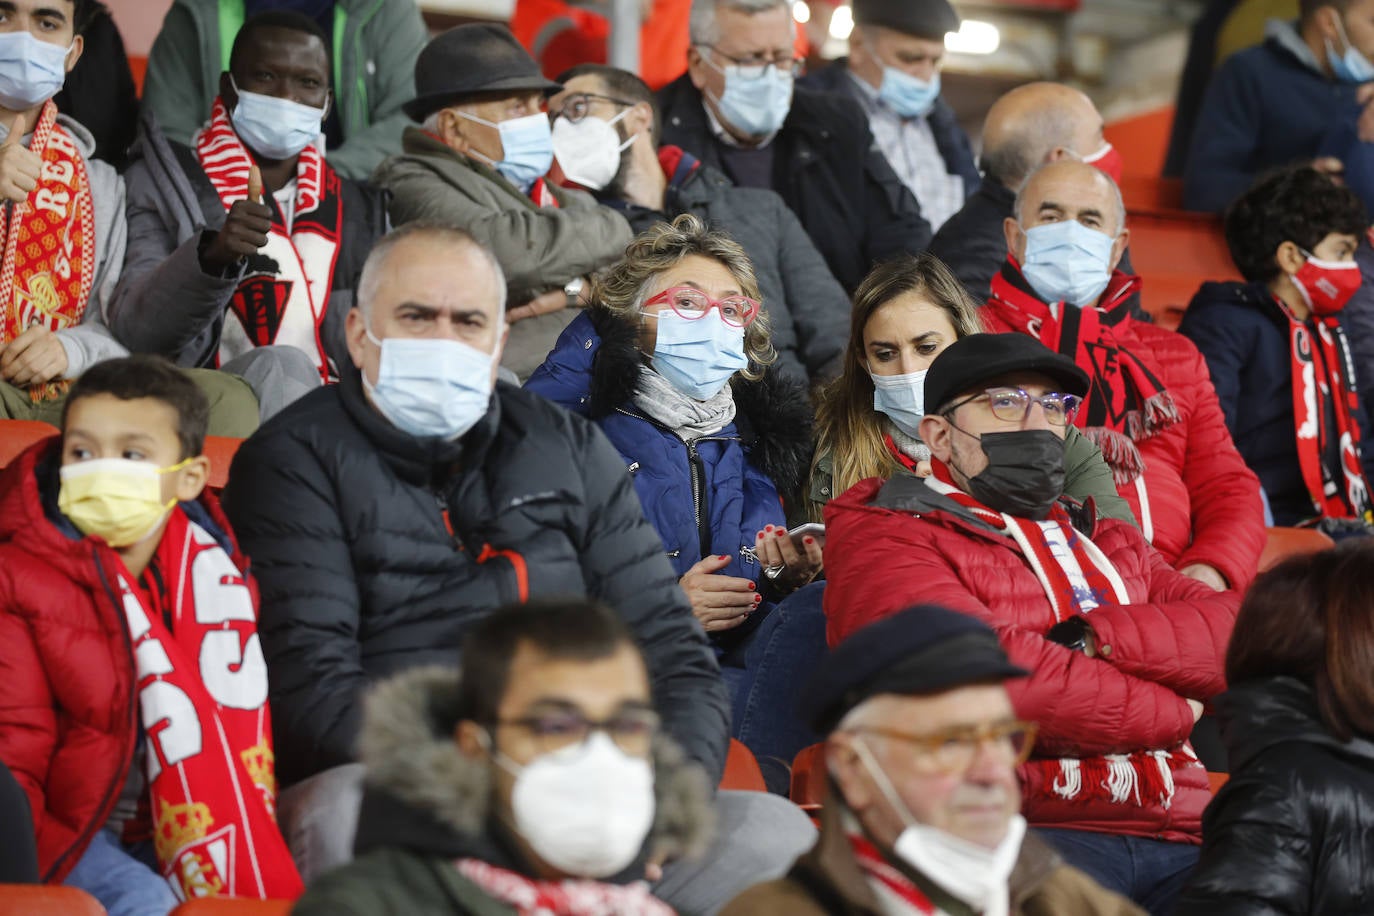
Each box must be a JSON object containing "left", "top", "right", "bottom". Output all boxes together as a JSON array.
[
  {"left": 1019, "top": 220, "right": 1117, "bottom": 309},
  {"left": 648, "top": 310, "right": 750, "bottom": 400},
  {"left": 1327, "top": 15, "right": 1374, "bottom": 83},
  {"left": 878, "top": 66, "right": 940, "bottom": 118},
  {"left": 705, "top": 55, "right": 794, "bottom": 138}
]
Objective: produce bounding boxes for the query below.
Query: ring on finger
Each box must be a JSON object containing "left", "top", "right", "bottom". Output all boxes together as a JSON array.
[{"left": 764, "top": 564, "right": 785, "bottom": 580}]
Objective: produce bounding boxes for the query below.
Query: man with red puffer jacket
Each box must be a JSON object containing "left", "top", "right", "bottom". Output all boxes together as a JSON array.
[{"left": 823, "top": 333, "right": 1239, "bottom": 916}]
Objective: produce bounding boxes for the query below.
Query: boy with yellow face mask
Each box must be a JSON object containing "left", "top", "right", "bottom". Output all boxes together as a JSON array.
[{"left": 0, "top": 355, "right": 300, "bottom": 915}]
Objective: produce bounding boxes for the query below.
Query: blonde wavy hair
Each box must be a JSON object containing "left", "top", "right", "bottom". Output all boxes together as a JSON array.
[
  {"left": 592, "top": 213, "right": 777, "bottom": 380},
  {"left": 812, "top": 253, "right": 983, "bottom": 513}
]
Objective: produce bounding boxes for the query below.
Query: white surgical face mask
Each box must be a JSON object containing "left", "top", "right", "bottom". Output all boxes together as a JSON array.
[
  {"left": 229, "top": 75, "right": 327, "bottom": 160},
  {"left": 0, "top": 30, "right": 71, "bottom": 111},
  {"left": 869, "top": 366, "right": 928, "bottom": 439},
  {"left": 493, "top": 732, "right": 656, "bottom": 878},
  {"left": 363, "top": 325, "right": 495, "bottom": 441},
  {"left": 551, "top": 111, "right": 634, "bottom": 191},
  {"left": 850, "top": 737, "right": 1025, "bottom": 915}
]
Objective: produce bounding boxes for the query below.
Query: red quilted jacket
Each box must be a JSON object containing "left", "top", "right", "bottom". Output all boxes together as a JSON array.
[
  {"left": 984, "top": 264, "right": 1266, "bottom": 590},
  {"left": 823, "top": 474, "right": 1240, "bottom": 842},
  {"left": 0, "top": 439, "right": 255, "bottom": 881}
]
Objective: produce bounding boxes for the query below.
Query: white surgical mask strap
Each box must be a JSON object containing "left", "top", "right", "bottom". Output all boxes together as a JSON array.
[{"left": 850, "top": 734, "right": 919, "bottom": 832}]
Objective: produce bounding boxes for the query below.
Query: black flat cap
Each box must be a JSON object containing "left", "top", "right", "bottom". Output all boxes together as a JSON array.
[
  {"left": 853, "top": 0, "right": 960, "bottom": 40},
  {"left": 802, "top": 604, "right": 1027, "bottom": 734},
  {"left": 924, "top": 333, "right": 1089, "bottom": 417},
  {"left": 405, "top": 23, "right": 563, "bottom": 121}
]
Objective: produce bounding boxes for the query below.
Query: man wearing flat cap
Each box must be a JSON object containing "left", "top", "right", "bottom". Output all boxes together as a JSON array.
[
  {"left": 802, "top": 0, "right": 978, "bottom": 233},
  {"left": 822, "top": 333, "right": 1241, "bottom": 915},
  {"left": 372, "top": 23, "right": 632, "bottom": 379},
  {"left": 723, "top": 603, "right": 1143, "bottom": 916}
]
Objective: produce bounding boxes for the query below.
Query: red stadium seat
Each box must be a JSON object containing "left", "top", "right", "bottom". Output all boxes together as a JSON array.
[
  {"left": 202, "top": 436, "right": 244, "bottom": 492},
  {"left": 720, "top": 738, "right": 768, "bottom": 792},
  {"left": 0, "top": 419, "right": 58, "bottom": 469},
  {"left": 0, "top": 885, "right": 107, "bottom": 915},
  {"left": 1207, "top": 771, "right": 1230, "bottom": 795},
  {"left": 170, "top": 901, "right": 294, "bottom": 915},
  {"left": 1258, "top": 526, "right": 1335, "bottom": 572},
  {"left": 789, "top": 743, "right": 826, "bottom": 812},
  {"left": 1126, "top": 211, "right": 1238, "bottom": 331}
]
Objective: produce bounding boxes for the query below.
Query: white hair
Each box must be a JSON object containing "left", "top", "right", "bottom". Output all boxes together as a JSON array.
[
  {"left": 689, "top": 0, "right": 792, "bottom": 45},
  {"left": 357, "top": 223, "right": 508, "bottom": 326}
]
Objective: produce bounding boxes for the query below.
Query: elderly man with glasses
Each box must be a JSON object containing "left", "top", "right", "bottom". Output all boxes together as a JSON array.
[
  {"left": 655, "top": 0, "right": 932, "bottom": 293},
  {"left": 820, "top": 332, "right": 1241, "bottom": 916},
  {"left": 724, "top": 602, "right": 1145, "bottom": 916}
]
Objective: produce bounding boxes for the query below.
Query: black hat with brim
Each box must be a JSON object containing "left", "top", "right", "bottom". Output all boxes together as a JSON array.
[
  {"left": 404, "top": 23, "right": 564, "bottom": 122},
  {"left": 852, "top": 0, "right": 961, "bottom": 40},
  {"left": 923, "top": 332, "right": 1090, "bottom": 418}
]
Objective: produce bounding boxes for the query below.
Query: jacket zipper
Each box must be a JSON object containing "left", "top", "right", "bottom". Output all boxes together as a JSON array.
[{"left": 45, "top": 550, "right": 139, "bottom": 882}]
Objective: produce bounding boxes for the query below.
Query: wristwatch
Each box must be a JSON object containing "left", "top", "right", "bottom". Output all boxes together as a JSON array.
[
  {"left": 564, "top": 276, "right": 586, "bottom": 309},
  {"left": 1046, "top": 616, "right": 1093, "bottom": 653}
]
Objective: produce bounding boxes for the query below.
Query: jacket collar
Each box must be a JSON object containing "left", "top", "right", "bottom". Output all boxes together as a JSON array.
[
  {"left": 354, "top": 666, "right": 716, "bottom": 877},
  {"left": 398, "top": 126, "right": 572, "bottom": 212},
  {"left": 871, "top": 471, "right": 1099, "bottom": 541},
  {"left": 1266, "top": 18, "right": 1326, "bottom": 75},
  {"left": 338, "top": 367, "right": 502, "bottom": 488},
  {"left": 660, "top": 73, "right": 837, "bottom": 161},
  {"left": 1218, "top": 676, "right": 1374, "bottom": 771}
]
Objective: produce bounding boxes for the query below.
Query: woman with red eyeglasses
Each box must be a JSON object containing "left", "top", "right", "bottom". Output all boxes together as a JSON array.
[{"left": 527, "top": 214, "right": 824, "bottom": 793}]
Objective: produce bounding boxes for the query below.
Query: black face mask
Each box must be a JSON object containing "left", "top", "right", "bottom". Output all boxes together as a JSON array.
[{"left": 961, "top": 429, "right": 1066, "bottom": 520}]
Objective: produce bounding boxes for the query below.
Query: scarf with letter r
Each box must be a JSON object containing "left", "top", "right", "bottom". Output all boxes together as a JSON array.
[
  {"left": 0, "top": 99, "right": 96, "bottom": 403},
  {"left": 117, "top": 506, "right": 302, "bottom": 901}
]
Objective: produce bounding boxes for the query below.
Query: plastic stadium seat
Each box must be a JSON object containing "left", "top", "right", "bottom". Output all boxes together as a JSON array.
[
  {"left": 0, "top": 419, "right": 58, "bottom": 469},
  {"left": 1258, "top": 526, "right": 1335, "bottom": 573},
  {"left": 720, "top": 738, "right": 768, "bottom": 792},
  {"left": 1126, "top": 212, "right": 1238, "bottom": 331},
  {"left": 202, "top": 436, "right": 244, "bottom": 492},
  {"left": 171, "top": 901, "right": 294, "bottom": 915},
  {"left": 0, "top": 885, "right": 107, "bottom": 915},
  {"left": 789, "top": 743, "right": 826, "bottom": 812},
  {"left": 1207, "top": 772, "right": 1230, "bottom": 795}
]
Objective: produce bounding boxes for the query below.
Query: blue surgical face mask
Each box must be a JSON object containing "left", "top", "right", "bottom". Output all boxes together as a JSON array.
[
  {"left": 869, "top": 367, "right": 928, "bottom": 439},
  {"left": 229, "top": 76, "right": 327, "bottom": 160},
  {"left": 646, "top": 310, "right": 749, "bottom": 400},
  {"left": 1328, "top": 14, "right": 1374, "bottom": 83},
  {"left": 459, "top": 110, "right": 555, "bottom": 192},
  {"left": 0, "top": 30, "right": 71, "bottom": 111},
  {"left": 878, "top": 66, "right": 940, "bottom": 119},
  {"left": 1019, "top": 220, "right": 1116, "bottom": 308},
  {"left": 705, "top": 54, "right": 794, "bottom": 138},
  {"left": 363, "top": 326, "right": 496, "bottom": 440}
]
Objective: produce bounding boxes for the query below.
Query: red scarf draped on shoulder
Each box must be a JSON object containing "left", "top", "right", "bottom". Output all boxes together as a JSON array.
[
  {"left": 847, "top": 834, "right": 937, "bottom": 914},
  {"left": 1280, "top": 298, "right": 1373, "bottom": 522},
  {"left": 986, "top": 260, "right": 1176, "bottom": 483},
  {"left": 0, "top": 99, "right": 96, "bottom": 403},
  {"left": 118, "top": 506, "right": 302, "bottom": 901},
  {"left": 195, "top": 98, "right": 341, "bottom": 382}
]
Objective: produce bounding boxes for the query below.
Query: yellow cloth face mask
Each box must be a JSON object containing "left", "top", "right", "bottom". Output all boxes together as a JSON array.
[{"left": 58, "top": 457, "right": 192, "bottom": 548}]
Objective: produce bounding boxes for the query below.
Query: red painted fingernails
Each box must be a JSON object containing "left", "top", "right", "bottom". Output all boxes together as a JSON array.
[
  {"left": 804, "top": 536, "right": 814, "bottom": 544},
  {"left": 748, "top": 581, "right": 756, "bottom": 589}
]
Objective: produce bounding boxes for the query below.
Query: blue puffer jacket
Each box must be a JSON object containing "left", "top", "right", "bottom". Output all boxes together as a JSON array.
[{"left": 526, "top": 309, "right": 814, "bottom": 591}]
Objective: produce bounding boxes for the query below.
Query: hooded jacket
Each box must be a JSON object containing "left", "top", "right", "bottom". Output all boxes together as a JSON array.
[
  {"left": 1175, "top": 677, "right": 1374, "bottom": 914},
  {"left": 221, "top": 370, "right": 729, "bottom": 787},
  {"left": 1180, "top": 280, "right": 1374, "bottom": 526},
  {"left": 823, "top": 473, "right": 1240, "bottom": 841},
  {"left": 524, "top": 308, "right": 814, "bottom": 596},
  {"left": 108, "top": 113, "right": 388, "bottom": 373},
  {"left": 0, "top": 438, "right": 254, "bottom": 882},
  {"left": 140, "top": 0, "right": 428, "bottom": 181},
  {"left": 600, "top": 146, "right": 849, "bottom": 385},
  {"left": 721, "top": 794, "right": 1144, "bottom": 916},
  {"left": 984, "top": 262, "right": 1266, "bottom": 591},
  {"left": 656, "top": 74, "right": 931, "bottom": 293},
  {"left": 292, "top": 666, "right": 715, "bottom": 915}
]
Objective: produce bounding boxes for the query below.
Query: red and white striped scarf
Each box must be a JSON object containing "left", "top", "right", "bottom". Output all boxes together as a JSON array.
[
  {"left": 453, "top": 858, "right": 674, "bottom": 915},
  {"left": 194, "top": 97, "right": 342, "bottom": 381},
  {"left": 847, "top": 834, "right": 938, "bottom": 915}
]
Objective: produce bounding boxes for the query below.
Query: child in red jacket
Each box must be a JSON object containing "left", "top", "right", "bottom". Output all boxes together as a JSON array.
[{"left": 0, "top": 356, "right": 301, "bottom": 915}]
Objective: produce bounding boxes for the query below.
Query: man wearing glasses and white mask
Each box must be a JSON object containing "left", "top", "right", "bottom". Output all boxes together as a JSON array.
[{"left": 656, "top": 0, "right": 932, "bottom": 293}]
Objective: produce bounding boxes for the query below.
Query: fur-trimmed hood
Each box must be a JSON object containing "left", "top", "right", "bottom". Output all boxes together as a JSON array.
[
  {"left": 353, "top": 666, "right": 716, "bottom": 873},
  {"left": 581, "top": 306, "right": 815, "bottom": 499}
]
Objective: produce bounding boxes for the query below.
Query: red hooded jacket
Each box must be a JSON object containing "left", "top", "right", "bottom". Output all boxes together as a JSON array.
[
  {"left": 0, "top": 438, "right": 258, "bottom": 881},
  {"left": 984, "top": 262, "right": 1265, "bottom": 590},
  {"left": 823, "top": 473, "right": 1240, "bottom": 842}
]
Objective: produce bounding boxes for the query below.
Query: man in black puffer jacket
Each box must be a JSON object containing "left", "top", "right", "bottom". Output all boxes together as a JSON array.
[{"left": 221, "top": 224, "right": 793, "bottom": 907}]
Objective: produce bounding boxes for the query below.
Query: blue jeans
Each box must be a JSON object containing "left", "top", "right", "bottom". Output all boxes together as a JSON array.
[
  {"left": 64, "top": 828, "right": 178, "bottom": 916},
  {"left": 719, "top": 581, "right": 829, "bottom": 795},
  {"left": 1037, "top": 827, "right": 1198, "bottom": 916}
]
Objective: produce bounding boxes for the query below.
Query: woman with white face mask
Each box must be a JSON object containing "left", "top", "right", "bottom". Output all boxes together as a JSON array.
[
  {"left": 809, "top": 253, "right": 1134, "bottom": 524},
  {"left": 526, "top": 214, "right": 826, "bottom": 793}
]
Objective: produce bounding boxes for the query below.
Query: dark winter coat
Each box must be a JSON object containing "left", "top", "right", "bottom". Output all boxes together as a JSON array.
[
  {"left": 292, "top": 666, "right": 714, "bottom": 915},
  {"left": 657, "top": 74, "right": 932, "bottom": 293},
  {"left": 1175, "top": 676, "right": 1374, "bottom": 915},
  {"left": 221, "top": 370, "right": 729, "bottom": 787},
  {"left": 0, "top": 439, "right": 252, "bottom": 882},
  {"left": 1180, "top": 280, "right": 1374, "bottom": 526},
  {"left": 599, "top": 146, "right": 850, "bottom": 385},
  {"left": 524, "top": 308, "right": 814, "bottom": 594}
]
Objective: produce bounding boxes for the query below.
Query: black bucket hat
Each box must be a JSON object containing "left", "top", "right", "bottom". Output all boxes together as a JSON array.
[{"left": 404, "top": 23, "right": 563, "bottom": 122}]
